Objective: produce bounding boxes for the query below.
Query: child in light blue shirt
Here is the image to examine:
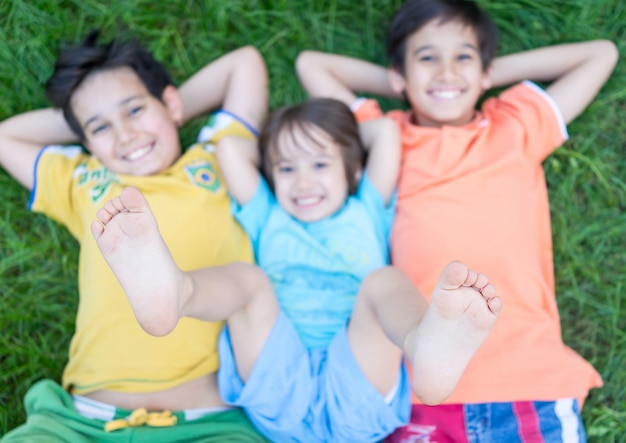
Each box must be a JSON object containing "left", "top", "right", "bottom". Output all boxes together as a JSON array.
[{"left": 91, "top": 97, "right": 502, "bottom": 442}]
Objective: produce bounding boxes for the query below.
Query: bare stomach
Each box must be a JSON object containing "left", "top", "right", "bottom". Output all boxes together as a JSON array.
[{"left": 83, "top": 372, "right": 226, "bottom": 411}]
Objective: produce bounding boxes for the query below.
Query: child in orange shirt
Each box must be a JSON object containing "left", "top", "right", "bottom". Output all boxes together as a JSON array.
[{"left": 295, "top": 0, "right": 618, "bottom": 441}]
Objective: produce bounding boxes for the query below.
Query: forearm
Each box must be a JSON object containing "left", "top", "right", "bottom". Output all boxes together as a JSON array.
[
  {"left": 178, "top": 46, "right": 268, "bottom": 130},
  {"left": 490, "top": 40, "right": 618, "bottom": 123},
  {"left": 360, "top": 117, "right": 401, "bottom": 204},
  {"left": 214, "top": 136, "right": 260, "bottom": 204},
  {"left": 296, "top": 51, "right": 401, "bottom": 105},
  {"left": 0, "top": 108, "right": 78, "bottom": 146},
  {"left": 490, "top": 40, "right": 617, "bottom": 88},
  {"left": 0, "top": 108, "right": 79, "bottom": 189}
]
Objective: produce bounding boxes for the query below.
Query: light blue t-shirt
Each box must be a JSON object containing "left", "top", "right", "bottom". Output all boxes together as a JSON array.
[{"left": 233, "top": 175, "right": 395, "bottom": 349}]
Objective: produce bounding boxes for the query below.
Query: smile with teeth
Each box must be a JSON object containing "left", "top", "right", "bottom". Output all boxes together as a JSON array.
[
  {"left": 431, "top": 89, "right": 462, "bottom": 99},
  {"left": 294, "top": 196, "right": 323, "bottom": 207},
  {"left": 124, "top": 144, "right": 154, "bottom": 161}
]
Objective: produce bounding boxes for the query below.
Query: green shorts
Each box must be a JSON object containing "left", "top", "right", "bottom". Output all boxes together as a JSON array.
[{"left": 2, "top": 379, "right": 268, "bottom": 443}]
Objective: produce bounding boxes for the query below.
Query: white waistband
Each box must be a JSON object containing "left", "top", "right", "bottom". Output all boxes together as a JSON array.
[{"left": 72, "top": 394, "right": 232, "bottom": 421}]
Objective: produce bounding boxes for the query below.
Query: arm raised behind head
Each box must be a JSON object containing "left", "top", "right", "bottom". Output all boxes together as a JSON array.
[
  {"left": 178, "top": 46, "right": 268, "bottom": 207},
  {"left": 0, "top": 108, "right": 79, "bottom": 190},
  {"left": 214, "top": 136, "right": 260, "bottom": 205},
  {"left": 296, "top": 50, "right": 402, "bottom": 105},
  {"left": 178, "top": 45, "right": 268, "bottom": 132},
  {"left": 360, "top": 117, "right": 401, "bottom": 206},
  {"left": 489, "top": 40, "right": 618, "bottom": 124},
  {"left": 296, "top": 51, "right": 401, "bottom": 204}
]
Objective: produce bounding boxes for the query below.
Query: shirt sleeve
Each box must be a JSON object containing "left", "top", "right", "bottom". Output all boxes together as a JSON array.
[
  {"left": 352, "top": 98, "right": 384, "bottom": 123},
  {"left": 231, "top": 176, "right": 274, "bottom": 249},
  {"left": 29, "top": 144, "right": 89, "bottom": 239},
  {"left": 197, "top": 110, "right": 258, "bottom": 145},
  {"left": 496, "top": 81, "right": 568, "bottom": 162}
]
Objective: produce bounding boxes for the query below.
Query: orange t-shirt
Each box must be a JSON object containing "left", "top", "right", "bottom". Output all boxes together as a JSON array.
[{"left": 355, "top": 82, "right": 602, "bottom": 404}]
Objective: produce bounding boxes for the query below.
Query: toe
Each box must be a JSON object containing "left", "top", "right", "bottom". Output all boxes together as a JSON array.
[
  {"left": 90, "top": 220, "right": 105, "bottom": 239},
  {"left": 486, "top": 295, "right": 503, "bottom": 315},
  {"left": 120, "top": 186, "right": 149, "bottom": 212},
  {"left": 439, "top": 260, "right": 470, "bottom": 290}
]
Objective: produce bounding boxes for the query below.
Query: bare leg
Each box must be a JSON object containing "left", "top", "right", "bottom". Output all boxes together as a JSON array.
[
  {"left": 348, "top": 262, "right": 501, "bottom": 404},
  {"left": 91, "top": 186, "right": 277, "bottom": 379},
  {"left": 348, "top": 266, "right": 427, "bottom": 396}
]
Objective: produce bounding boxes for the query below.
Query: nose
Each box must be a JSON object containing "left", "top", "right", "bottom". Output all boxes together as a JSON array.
[
  {"left": 437, "top": 59, "right": 457, "bottom": 80},
  {"left": 117, "top": 120, "right": 138, "bottom": 144},
  {"left": 294, "top": 169, "right": 314, "bottom": 190}
]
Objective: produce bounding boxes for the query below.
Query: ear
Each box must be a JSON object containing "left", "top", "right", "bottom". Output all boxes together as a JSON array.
[
  {"left": 388, "top": 68, "right": 407, "bottom": 96},
  {"left": 161, "top": 85, "right": 184, "bottom": 127},
  {"left": 354, "top": 166, "right": 363, "bottom": 184},
  {"left": 481, "top": 66, "right": 493, "bottom": 91}
]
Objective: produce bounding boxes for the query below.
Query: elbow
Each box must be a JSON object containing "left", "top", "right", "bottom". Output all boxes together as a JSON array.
[
  {"left": 594, "top": 40, "right": 619, "bottom": 72},
  {"left": 241, "top": 45, "right": 267, "bottom": 72},
  {"left": 295, "top": 50, "right": 314, "bottom": 75},
  {"left": 604, "top": 40, "right": 619, "bottom": 70},
  {"left": 234, "top": 46, "right": 268, "bottom": 88},
  {"left": 239, "top": 44, "right": 263, "bottom": 60},
  {"left": 295, "top": 50, "right": 320, "bottom": 85}
]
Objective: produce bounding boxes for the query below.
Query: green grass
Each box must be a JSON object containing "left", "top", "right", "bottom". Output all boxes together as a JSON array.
[{"left": 0, "top": 0, "right": 624, "bottom": 440}]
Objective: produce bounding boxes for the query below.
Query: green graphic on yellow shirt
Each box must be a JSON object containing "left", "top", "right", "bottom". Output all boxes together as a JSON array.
[
  {"left": 76, "top": 164, "right": 119, "bottom": 204},
  {"left": 185, "top": 163, "right": 221, "bottom": 192},
  {"left": 90, "top": 179, "right": 117, "bottom": 203}
]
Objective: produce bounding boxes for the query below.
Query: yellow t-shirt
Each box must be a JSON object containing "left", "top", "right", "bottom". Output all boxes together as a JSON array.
[
  {"left": 29, "top": 113, "right": 255, "bottom": 394},
  {"left": 356, "top": 82, "right": 602, "bottom": 404}
]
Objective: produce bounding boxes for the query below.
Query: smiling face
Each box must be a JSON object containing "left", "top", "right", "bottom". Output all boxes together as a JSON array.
[
  {"left": 271, "top": 124, "right": 351, "bottom": 223},
  {"left": 389, "top": 19, "right": 492, "bottom": 128},
  {"left": 71, "top": 67, "right": 183, "bottom": 175}
]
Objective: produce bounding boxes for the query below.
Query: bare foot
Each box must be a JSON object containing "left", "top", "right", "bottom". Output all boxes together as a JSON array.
[
  {"left": 91, "top": 186, "right": 186, "bottom": 336},
  {"left": 405, "top": 261, "right": 501, "bottom": 404}
]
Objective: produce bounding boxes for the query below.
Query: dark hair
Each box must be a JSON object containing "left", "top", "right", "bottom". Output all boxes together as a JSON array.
[
  {"left": 45, "top": 30, "right": 173, "bottom": 140},
  {"left": 259, "top": 98, "right": 365, "bottom": 195},
  {"left": 387, "top": 0, "right": 498, "bottom": 73}
]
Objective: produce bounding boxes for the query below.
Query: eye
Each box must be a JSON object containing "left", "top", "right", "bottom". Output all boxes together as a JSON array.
[
  {"left": 128, "top": 106, "right": 143, "bottom": 117},
  {"left": 457, "top": 53, "right": 473, "bottom": 62},
  {"left": 313, "top": 162, "right": 328, "bottom": 170},
  {"left": 91, "top": 123, "right": 109, "bottom": 136},
  {"left": 418, "top": 54, "right": 435, "bottom": 62},
  {"left": 277, "top": 165, "right": 293, "bottom": 174}
]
